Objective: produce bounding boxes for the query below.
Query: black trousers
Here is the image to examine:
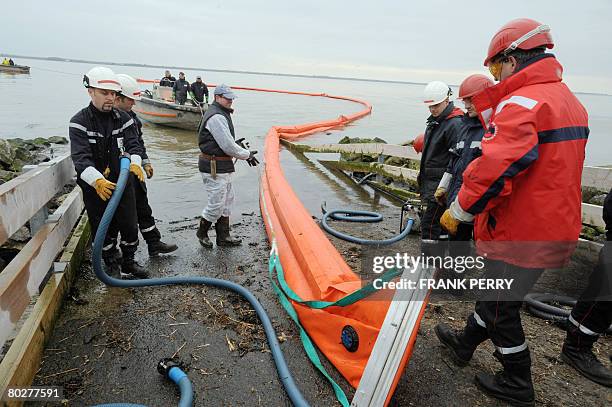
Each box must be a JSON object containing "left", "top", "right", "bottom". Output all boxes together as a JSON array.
[
  {"left": 473, "top": 259, "right": 543, "bottom": 354},
  {"left": 448, "top": 222, "right": 474, "bottom": 260},
  {"left": 570, "top": 242, "right": 612, "bottom": 335},
  {"left": 132, "top": 175, "right": 161, "bottom": 244},
  {"left": 421, "top": 198, "right": 444, "bottom": 240},
  {"left": 80, "top": 177, "right": 139, "bottom": 262}
]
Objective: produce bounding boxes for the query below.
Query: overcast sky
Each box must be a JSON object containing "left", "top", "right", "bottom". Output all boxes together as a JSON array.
[{"left": 4, "top": 0, "right": 611, "bottom": 92}]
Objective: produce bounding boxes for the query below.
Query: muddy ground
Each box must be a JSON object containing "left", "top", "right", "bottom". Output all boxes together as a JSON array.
[{"left": 29, "top": 205, "right": 610, "bottom": 407}]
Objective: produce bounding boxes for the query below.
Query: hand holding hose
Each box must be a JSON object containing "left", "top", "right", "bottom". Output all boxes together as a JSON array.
[
  {"left": 130, "top": 163, "right": 145, "bottom": 182},
  {"left": 94, "top": 178, "right": 116, "bottom": 201}
]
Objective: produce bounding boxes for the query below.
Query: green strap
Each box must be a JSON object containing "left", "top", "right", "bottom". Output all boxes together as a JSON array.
[
  {"left": 268, "top": 254, "right": 350, "bottom": 407},
  {"left": 270, "top": 251, "right": 399, "bottom": 308},
  {"left": 268, "top": 250, "right": 399, "bottom": 407}
]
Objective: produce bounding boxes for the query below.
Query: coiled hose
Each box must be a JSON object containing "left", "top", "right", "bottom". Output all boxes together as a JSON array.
[
  {"left": 91, "top": 156, "right": 309, "bottom": 407},
  {"left": 320, "top": 204, "right": 413, "bottom": 245},
  {"left": 524, "top": 293, "right": 612, "bottom": 334}
]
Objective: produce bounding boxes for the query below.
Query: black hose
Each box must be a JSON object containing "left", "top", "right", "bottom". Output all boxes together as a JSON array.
[
  {"left": 524, "top": 293, "right": 612, "bottom": 334},
  {"left": 92, "top": 156, "right": 309, "bottom": 406},
  {"left": 320, "top": 203, "right": 413, "bottom": 245}
]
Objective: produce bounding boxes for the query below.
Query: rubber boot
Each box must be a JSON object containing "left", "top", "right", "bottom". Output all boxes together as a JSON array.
[
  {"left": 196, "top": 218, "right": 213, "bottom": 248},
  {"left": 435, "top": 314, "right": 488, "bottom": 366},
  {"left": 148, "top": 240, "right": 178, "bottom": 256},
  {"left": 561, "top": 328, "right": 612, "bottom": 387},
  {"left": 215, "top": 216, "right": 241, "bottom": 246},
  {"left": 103, "top": 253, "right": 121, "bottom": 278},
  {"left": 475, "top": 349, "right": 535, "bottom": 407},
  {"left": 121, "top": 258, "right": 149, "bottom": 280}
]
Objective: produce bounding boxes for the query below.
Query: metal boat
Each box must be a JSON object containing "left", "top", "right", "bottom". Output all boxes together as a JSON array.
[{"left": 133, "top": 85, "right": 205, "bottom": 130}]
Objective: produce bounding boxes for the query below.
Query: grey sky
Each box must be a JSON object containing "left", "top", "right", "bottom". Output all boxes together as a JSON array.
[{"left": 4, "top": 0, "right": 611, "bottom": 92}]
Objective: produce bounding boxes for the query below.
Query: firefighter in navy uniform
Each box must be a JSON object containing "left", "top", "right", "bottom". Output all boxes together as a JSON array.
[
  {"left": 69, "top": 67, "right": 148, "bottom": 279},
  {"left": 114, "top": 74, "right": 178, "bottom": 257},
  {"left": 418, "top": 81, "right": 464, "bottom": 243},
  {"left": 560, "top": 187, "right": 612, "bottom": 387}
]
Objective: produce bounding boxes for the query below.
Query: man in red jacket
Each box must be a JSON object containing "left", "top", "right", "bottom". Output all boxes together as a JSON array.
[{"left": 435, "top": 19, "right": 589, "bottom": 406}]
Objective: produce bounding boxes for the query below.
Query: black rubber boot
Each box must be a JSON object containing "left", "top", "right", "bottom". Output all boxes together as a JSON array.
[
  {"left": 215, "top": 216, "right": 242, "bottom": 246},
  {"left": 435, "top": 314, "right": 488, "bottom": 366},
  {"left": 475, "top": 349, "right": 535, "bottom": 407},
  {"left": 103, "top": 254, "right": 121, "bottom": 278},
  {"left": 148, "top": 240, "right": 178, "bottom": 256},
  {"left": 196, "top": 218, "right": 213, "bottom": 248},
  {"left": 561, "top": 329, "right": 612, "bottom": 387},
  {"left": 121, "top": 258, "right": 149, "bottom": 280}
]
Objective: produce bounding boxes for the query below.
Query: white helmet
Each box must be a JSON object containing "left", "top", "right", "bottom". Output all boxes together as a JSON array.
[
  {"left": 83, "top": 66, "right": 121, "bottom": 92},
  {"left": 116, "top": 74, "right": 141, "bottom": 101},
  {"left": 423, "top": 81, "right": 452, "bottom": 106}
]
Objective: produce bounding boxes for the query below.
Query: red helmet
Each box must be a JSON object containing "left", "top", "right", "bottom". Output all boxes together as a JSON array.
[
  {"left": 458, "top": 74, "right": 495, "bottom": 100},
  {"left": 412, "top": 133, "right": 424, "bottom": 154},
  {"left": 484, "top": 18, "right": 554, "bottom": 66}
]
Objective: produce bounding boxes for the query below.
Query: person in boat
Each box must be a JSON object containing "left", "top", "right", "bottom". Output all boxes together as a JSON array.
[
  {"left": 1, "top": 58, "right": 9, "bottom": 65},
  {"left": 172, "top": 72, "right": 190, "bottom": 105},
  {"left": 434, "top": 74, "right": 494, "bottom": 255},
  {"left": 559, "top": 187, "right": 611, "bottom": 387},
  {"left": 418, "top": 80, "right": 464, "bottom": 244},
  {"left": 437, "top": 18, "right": 589, "bottom": 406},
  {"left": 159, "top": 70, "right": 176, "bottom": 87},
  {"left": 196, "top": 84, "right": 258, "bottom": 248},
  {"left": 114, "top": 73, "right": 179, "bottom": 258},
  {"left": 190, "top": 75, "right": 209, "bottom": 106},
  {"left": 8, "top": 58, "right": 14, "bottom": 66},
  {"left": 69, "top": 66, "right": 148, "bottom": 280}
]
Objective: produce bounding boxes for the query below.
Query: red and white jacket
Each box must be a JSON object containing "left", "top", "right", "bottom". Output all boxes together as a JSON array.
[{"left": 451, "top": 55, "right": 589, "bottom": 268}]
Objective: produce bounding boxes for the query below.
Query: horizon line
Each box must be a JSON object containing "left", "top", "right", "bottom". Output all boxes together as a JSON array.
[{"left": 2, "top": 52, "right": 610, "bottom": 97}]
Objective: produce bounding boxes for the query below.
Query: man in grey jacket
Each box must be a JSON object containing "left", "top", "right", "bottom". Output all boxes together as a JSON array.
[{"left": 196, "top": 84, "right": 258, "bottom": 248}]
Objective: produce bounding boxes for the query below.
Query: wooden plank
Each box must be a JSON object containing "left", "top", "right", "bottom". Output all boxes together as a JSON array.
[
  {"left": 0, "top": 188, "right": 83, "bottom": 351},
  {"left": 281, "top": 140, "right": 421, "bottom": 160},
  {"left": 0, "top": 214, "right": 90, "bottom": 405},
  {"left": 318, "top": 160, "right": 419, "bottom": 185},
  {"left": 582, "top": 166, "right": 612, "bottom": 191},
  {"left": 282, "top": 140, "right": 612, "bottom": 193},
  {"left": 0, "top": 155, "right": 74, "bottom": 245},
  {"left": 582, "top": 203, "right": 605, "bottom": 229}
]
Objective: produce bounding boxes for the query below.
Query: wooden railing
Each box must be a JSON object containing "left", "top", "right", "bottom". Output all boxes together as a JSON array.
[
  {"left": 0, "top": 154, "right": 84, "bottom": 358},
  {"left": 0, "top": 154, "right": 92, "bottom": 405},
  {"left": 281, "top": 140, "right": 610, "bottom": 229}
]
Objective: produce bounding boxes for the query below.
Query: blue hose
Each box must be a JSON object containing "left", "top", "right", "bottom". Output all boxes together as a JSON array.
[
  {"left": 321, "top": 206, "right": 413, "bottom": 245},
  {"left": 92, "top": 157, "right": 309, "bottom": 407}
]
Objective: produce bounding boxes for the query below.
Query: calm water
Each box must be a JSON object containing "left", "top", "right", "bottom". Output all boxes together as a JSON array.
[{"left": 1, "top": 58, "right": 611, "bottom": 222}]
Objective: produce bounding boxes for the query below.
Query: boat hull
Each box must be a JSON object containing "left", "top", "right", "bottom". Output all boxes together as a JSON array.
[
  {"left": 0, "top": 65, "right": 30, "bottom": 74},
  {"left": 133, "top": 97, "right": 205, "bottom": 130}
]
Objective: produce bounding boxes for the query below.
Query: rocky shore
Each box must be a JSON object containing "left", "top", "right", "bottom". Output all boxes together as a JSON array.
[{"left": 0, "top": 136, "right": 69, "bottom": 184}]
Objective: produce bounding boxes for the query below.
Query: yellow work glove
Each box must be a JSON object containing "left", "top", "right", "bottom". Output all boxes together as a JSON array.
[
  {"left": 434, "top": 187, "right": 447, "bottom": 206},
  {"left": 143, "top": 163, "right": 154, "bottom": 179},
  {"left": 440, "top": 209, "right": 460, "bottom": 236},
  {"left": 94, "top": 178, "right": 116, "bottom": 201},
  {"left": 130, "top": 163, "right": 145, "bottom": 182}
]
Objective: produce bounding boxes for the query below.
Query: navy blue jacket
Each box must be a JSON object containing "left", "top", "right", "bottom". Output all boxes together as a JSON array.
[{"left": 447, "top": 115, "right": 484, "bottom": 203}]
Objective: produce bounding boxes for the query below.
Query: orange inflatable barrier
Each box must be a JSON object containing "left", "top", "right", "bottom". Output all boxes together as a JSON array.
[{"left": 256, "top": 88, "right": 427, "bottom": 405}]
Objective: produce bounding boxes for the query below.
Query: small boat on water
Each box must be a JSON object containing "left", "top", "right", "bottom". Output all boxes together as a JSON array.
[
  {"left": 0, "top": 64, "right": 30, "bottom": 74},
  {"left": 133, "top": 85, "right": 205, "bottom": 130}
]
